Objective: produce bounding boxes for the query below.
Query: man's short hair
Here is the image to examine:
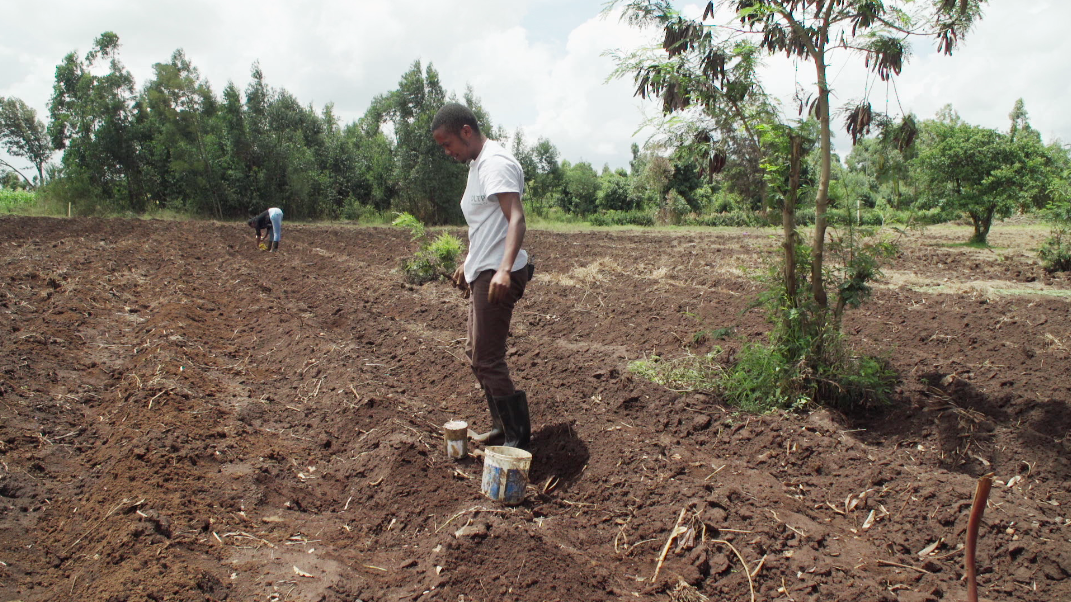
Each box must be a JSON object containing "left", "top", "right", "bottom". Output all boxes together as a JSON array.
[{"left": 431, "top": 103, "right": 481, "bottom": 136}]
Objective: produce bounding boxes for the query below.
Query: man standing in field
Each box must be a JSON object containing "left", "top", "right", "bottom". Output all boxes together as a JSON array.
[{"left": 431, "top": 103, "right": 532, "bottom": 450}]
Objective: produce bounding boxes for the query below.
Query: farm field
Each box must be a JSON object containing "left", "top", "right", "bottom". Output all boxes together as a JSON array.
[{"left": 1, "top": 215, "right": 1070, "bottom": 602}]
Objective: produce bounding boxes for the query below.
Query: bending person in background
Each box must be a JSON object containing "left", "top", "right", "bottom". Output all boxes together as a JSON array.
[
  {"left": 431, "top": 103, "right": 534, "bottom": 451},
  {"left": 248, "top": 207, "right": 284, "bottom": 252}
]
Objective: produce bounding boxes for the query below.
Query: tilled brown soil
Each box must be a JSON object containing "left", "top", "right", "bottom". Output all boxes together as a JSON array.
[{"left": 1, "top": 215, "right": 1070, "bottom": 602}]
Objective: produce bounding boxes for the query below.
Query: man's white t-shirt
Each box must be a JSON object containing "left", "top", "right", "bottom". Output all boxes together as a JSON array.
[{"left": 461, "top": 139, "right": 528, "bottom": 283}]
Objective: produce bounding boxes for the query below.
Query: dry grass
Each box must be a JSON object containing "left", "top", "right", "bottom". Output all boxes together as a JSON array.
[
  {"left": 878, "top": 271, "right": 1071, "bottom": 299},
  {"left": 543, "top": 257, "right": 624, "bottom": 288}
]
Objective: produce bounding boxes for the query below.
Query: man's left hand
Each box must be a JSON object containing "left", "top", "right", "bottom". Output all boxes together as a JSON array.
[{"left": 487, "top": 269, "right": 511, "bottom": 303}]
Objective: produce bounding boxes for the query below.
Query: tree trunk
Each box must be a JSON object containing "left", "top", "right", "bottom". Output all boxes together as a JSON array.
[
  {"left": 784, "top": 134, "right": 802, "bottom": 308},
  {"left": 971, "top": 206, "right": 996, "bottom": 245},
  {"left": 811, "top": 54, "right": 831, "bottom": 309}
]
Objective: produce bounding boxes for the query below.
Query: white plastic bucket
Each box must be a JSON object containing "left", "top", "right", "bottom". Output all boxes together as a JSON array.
[{"left": 481, "top": 446, "right": 532, "bottom": 505}]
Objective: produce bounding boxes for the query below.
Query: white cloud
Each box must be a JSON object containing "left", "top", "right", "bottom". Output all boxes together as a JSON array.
[
  {"left": 755, "top": 0, "right": 1071, "bottom": 155},
  {"left": 2, "top": 0, "right": 1069, "bottom": 179}
]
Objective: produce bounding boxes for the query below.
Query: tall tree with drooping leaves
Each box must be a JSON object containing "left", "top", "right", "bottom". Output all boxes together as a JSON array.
[
  {"left": 609, "top": 33, "right": 778, "bottom": 213},
  {"left": 0, "top": 97, "right": 53, "bottom": 186},
  {"left": 610, "top": 0, "right": 984, "bottom": 308}
]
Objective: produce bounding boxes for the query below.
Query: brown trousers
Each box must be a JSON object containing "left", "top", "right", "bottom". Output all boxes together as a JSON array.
[{"left": 466, "top": 267, "right": 528, "bottom": 397}]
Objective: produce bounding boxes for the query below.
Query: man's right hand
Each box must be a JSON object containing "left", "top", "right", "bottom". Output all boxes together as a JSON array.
[{"left": 452, "top": 266, "right": 470, "bottom": 298}]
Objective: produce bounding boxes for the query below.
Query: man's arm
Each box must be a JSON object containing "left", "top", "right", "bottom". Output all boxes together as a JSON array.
[{"left": 488, "top": 192, "right": 526, "bottom": 303}]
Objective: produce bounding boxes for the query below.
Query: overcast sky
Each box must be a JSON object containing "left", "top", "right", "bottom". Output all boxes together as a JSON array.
[{"left": 2, "top": 0, "right": 1069, "bottom": 179}]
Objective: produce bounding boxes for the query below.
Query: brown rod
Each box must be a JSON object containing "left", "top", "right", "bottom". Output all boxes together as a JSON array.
[{"left": 965, "top": 473, "right": 994, "bottom": 602}]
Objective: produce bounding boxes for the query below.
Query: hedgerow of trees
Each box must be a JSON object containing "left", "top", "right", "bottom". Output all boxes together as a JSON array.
[{"left": 0, "top": 29, "right": 1068, "bottom": 241}]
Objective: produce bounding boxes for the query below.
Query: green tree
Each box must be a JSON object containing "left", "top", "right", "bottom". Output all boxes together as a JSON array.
[
  {"left": 667, "top": 157, "right": 704, "bottom": 211},
  {"left": 510, "top": 128, "right": 538, "bottom": 186},
  {"left": 344, "top": 103, "right": 397, "bottom": 211},
  {"left": 138, "top": 49, "right": 224, "bottom": 215},
  {"left": 560, "top": 160, "right": 601, "bottom": 215},
  {"left": 915, "top": 114, "right": 1039, "bottom": 244},
  {"left": 377, "top": 60, "right": 466, "bottom": 224},
  {"left": 845, "top": 126, "right": 917, "bottom": 211},
  {"left": 527, "top": 137, "right": 563, "bottom": 214},
  {"left": 49, "top": 31, "right": 146, "bottom": 210},
  {"left": 0, "top": 97, "right": 53, "bottom": 186},
  {"left": 597, "top": 168, "right": 632, "bottom": 211},
  {"left": 1038, "top": 155, "right": 1071, "bottom": 271}
]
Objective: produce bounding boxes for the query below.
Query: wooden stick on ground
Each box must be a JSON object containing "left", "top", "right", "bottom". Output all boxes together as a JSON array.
[
  {"left": 966, "top": 473, "right": 994, "bottom": 602},
  {"left": 651, "top": 507, "right": 689, "bottom": 583},
  {"left": 876, "top": 559, "right": 932, "bottom": 574}
]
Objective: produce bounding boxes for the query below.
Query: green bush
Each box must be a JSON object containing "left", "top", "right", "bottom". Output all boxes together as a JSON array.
[
  {"left": 393, "top": 212, "right": 465, "bottom": 285},
  {"left": 425, "top": 232, "right": 465, "bottom": 267},
  {"left": 0, "top": 189, "right": 36, "bottom": 213},
  {"left": 588, "top": 210, "right": 655, "bottom": 227},
  {"left": 682, "top": 211, "right": 768, "bottom": 228},
  {"left": 718, "top": 343, "right": 792, "bottom": 412},
  {"left": 1039, "top": 228, "right": 1071, "bottom": 272}
]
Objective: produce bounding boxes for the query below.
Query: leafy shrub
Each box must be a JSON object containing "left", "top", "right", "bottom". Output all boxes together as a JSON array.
[
  {"left": 682, "top": 211, "right": 768, "bottom": 228},
  {"left": 656, "top": 190, "right": 691, "bottom": 225},
  {"left": 425, "top": 232, "right": 465, "bottom": 267},
  {"left": 340, "top": 197, "right": 391, "bottom": 222},
  {"left": 1039, "top": 228, "right": 1071, "bottom": 272},
  {"left": 392, "top": 211, "right": 425, "bottom": 240},
  {"left": 588, "top": 210, "right": 655, "bottom": 227},
  {"left": 392, "top": 212, "right": 465, "bottom": 284},
  {"left": 0, "top": 189, "right": 36, "bottom": 213},
  {"left": 1040, "top": 199, "right": 1071, "bottom": 272}
]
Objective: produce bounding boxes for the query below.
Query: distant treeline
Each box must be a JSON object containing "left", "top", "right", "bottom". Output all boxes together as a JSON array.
[{"left": 1, "top": 31, "right": 1069, "bottom": 231}]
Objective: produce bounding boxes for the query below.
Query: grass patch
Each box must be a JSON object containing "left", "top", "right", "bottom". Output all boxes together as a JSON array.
[
  {"left": 626, "top": 344, "right": 894, "bottom": 414},
  {"left": 912, "top": 285, "right": 1071, "bottom": 298},
  {"left": 0, "top": 189, "right": 37, "bottom": 213},
  {"left": 937, "top": 241, "right": 1003, "bottom": 251},
  {"left": 627, "top": 351, "right": 723, "bottom": 393},
  {"left": 543, "top": 258, "right": 625, "bottom": 287}
]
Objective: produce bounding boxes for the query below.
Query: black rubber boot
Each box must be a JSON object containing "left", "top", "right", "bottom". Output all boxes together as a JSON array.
[
  {"left": 470, "top": 388, "right": 504, "bottom": 444},
  {"left": 271, "top": 240, "right": 279, "bottom": 252},
  {"left": 495, "top": 390, "right": 530, "bottom": 450}
]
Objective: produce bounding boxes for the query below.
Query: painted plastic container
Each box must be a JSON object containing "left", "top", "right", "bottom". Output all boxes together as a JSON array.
[
  {"left": 481, "top": 446, "right": 532, "bottom": 505},
  {"left": 443, "top": 420, "right": 468, "bottom": 460}
]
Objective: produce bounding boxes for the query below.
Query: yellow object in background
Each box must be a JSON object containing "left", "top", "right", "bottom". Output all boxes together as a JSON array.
[{"left": 259, "top": 243, "right": 268, "bottom": 251}]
